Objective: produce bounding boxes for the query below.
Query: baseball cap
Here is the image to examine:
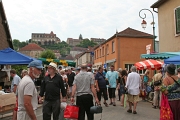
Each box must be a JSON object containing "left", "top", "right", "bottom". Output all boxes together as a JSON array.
[{"left": 27, "top": 60, "right": 43, "bottom": 69}]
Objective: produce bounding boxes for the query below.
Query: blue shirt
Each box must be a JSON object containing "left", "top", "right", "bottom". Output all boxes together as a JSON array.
[
  {"left": 95, "top": 72, "right": 106, "bottom": 88},
  {"left": 106, "top": 71, "right": 118, "bottom": 88}
]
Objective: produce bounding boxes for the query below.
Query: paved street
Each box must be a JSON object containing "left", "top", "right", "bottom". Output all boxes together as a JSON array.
[{"left": 1, "top": 100, "right": 159, "bottom": 120}]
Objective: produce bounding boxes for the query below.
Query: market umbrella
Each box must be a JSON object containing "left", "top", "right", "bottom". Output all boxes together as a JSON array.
[
  {"left": 0, "top": 47, "right": 35, "bottom": 65},
  {"left": 134, "top": 59, "right": 163, "bottom": 70},
  {"left": 164, "top": 55, "right": 180, "bottom": 65}
]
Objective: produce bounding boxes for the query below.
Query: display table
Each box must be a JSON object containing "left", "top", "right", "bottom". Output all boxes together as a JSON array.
[{"left": 0, "top": 93, "right": 16, "bottom": 115}]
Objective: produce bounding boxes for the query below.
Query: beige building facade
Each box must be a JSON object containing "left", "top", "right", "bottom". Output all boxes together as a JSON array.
[
  {"left": 151, "top": 0, "right": 180, "bottom": 52},
  {"left": 19, "top": 43, "right": 44, "bottom": 58}
]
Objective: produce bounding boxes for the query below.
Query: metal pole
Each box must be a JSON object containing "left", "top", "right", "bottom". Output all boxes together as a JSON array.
[{"left": 139, "top": 9, "right": 155, "bottom": 52}]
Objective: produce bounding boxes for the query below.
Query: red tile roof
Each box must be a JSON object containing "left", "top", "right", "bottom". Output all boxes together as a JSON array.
[
  {"left": 117, "top": 27, "right": 153, "bottom": 38},
  {"left": 94, "top": 27, "right": 153, "bottom": 50},
  {"left": 151, "top": 0, "right": 168, "bottom": 8},
  {"left": 19, "top": 43, "right": 44, "bottom": 51}
]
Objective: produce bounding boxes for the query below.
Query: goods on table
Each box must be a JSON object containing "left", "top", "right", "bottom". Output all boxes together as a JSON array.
[{"left": 0, "top": 93, "right": 16, "bottom": 114}]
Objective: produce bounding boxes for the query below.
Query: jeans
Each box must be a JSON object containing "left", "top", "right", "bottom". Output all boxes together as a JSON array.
[
  {"left": 42, "top": 99, "right": 60, "bottom": 120},
  {"left": 97, "top": 88, "right": 108, "bottom": 101},
  {"left": 76, "top": 94, "right": 94, "bottom": 120}
]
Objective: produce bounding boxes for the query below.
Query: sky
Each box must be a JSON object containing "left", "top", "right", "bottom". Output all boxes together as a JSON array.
[{"left": 2, "top": 0, "right": 158, "bottom": 42}]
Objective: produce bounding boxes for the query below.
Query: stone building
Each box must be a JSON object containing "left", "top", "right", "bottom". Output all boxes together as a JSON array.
[
  {"left": 66, "top": 38, "right": 81, "bottom": 46},
  {"left": 90, "top": 38, "right": 106, "bottom": 45},
  {"left": 70, "top": 47, "right": 87, "bottom": 57},
  {"left": 19, "top": 43, "right": 44, "bottom": 58},
  {"left": 31, "top": 31, "right": 61, "bottom": 45}
]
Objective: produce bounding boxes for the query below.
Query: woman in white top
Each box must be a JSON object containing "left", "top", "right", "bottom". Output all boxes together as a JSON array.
[{"left": 60, "top": 70, "right": 68, "bottom": 99}]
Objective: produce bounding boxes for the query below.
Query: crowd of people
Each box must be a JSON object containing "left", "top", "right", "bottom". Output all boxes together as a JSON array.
[{"left": 1, "top": 60, "right": 180, "bottom": 120}]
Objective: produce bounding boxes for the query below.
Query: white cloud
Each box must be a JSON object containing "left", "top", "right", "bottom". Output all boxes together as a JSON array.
[{"left": 2, "top": 0, "right": 158, "bottom": 41}]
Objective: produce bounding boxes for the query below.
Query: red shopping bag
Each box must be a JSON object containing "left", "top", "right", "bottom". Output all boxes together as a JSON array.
[
  {"left": 64, "top": 105, "right": 79, "bottom": 119},
  {"left": 160, "top": 94, "right": 173, "bottom": 120}
]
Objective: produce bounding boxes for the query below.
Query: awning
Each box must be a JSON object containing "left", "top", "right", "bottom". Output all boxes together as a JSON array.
[
  {"left": 93, "top": 62, "right": 102, "bottom": 66},
  {"left": 106, "top": 59, "right": 116, "bottom": 63},
  {"left": 134, "top": 59, "right": 163, "bottom": 70},
  {"left": 164, "top": 55, "right": 180, "bottom": 65},
  {"left": 38, "top": 58, "right": 76, "bottom": 67},
  {"left": 0, "top": 47, "right": 35, "bottom": 65},
  {"left": 141, "top": 52, "right": 180, "bottom": 59}
]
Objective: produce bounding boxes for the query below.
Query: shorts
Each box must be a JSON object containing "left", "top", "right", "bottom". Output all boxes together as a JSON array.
[
  {"left": 127, "top": 94, "right": 139, "bottom": 103},
  {"left": 17, "top": 110, "right": 36, "bottom": 120},
  {"left": 69, "top": 86, "right": 72, "bottom": 93},
  {"left": 108, "top": 88, "right": 116, "bottom": 98}
]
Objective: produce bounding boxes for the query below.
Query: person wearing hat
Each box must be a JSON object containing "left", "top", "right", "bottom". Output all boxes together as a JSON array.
[
  {"left": 39, "top": 62, "right": 66, "bottom": 120},
  {"left": 163, "top": 64, "right": 180, "bottom": 120},
  {"left": 75, "top": 67, "right": 81, "bottom": 75},
  {"left": 17, "top": 60, "right": 43, "bottom": 120}
]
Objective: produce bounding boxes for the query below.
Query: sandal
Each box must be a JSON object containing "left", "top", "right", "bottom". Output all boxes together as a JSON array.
[
  {"left": 133, "top": 111, "right": 137, "bottom": 114},
  {"left": 109, "top": 102, "right": 113, "bottom": 105},
  {"left": 113, "top": 102, "right": 116, "bottom": 106},
  {"left": 104, "top": 102, "right": 108, "bottom": 107},
  {"left": 127, "top": 109, "right": 132, "bottom": 113}
]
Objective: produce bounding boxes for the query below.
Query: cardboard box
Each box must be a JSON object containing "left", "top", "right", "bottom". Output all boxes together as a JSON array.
[
  {"left": 0, "top": 93, "right": 16, "bottom": 113},
  {"left": 0, "top": 93, "right": 16, "bottom": 107}
]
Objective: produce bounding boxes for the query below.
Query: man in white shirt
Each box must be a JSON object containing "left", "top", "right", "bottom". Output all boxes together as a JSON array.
[
  {"left": 17, "top": 60, "right": 43, "bottom": 120},
  {"left": 125, "top": 66, "right": 141, "bottom": 114}
]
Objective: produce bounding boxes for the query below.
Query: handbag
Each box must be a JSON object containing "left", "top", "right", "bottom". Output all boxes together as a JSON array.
[
  {"left": 160, "top": 94, "right": 173, "bottom": 120},
  {"left": 90, "top": 103, "right": 102, "bottom": 114},
  {"left": 64, "top": 105, "right": 79, "bottom": 119},
  {"left": 153, "top": 76, "right": 163, "bottom": 86}
]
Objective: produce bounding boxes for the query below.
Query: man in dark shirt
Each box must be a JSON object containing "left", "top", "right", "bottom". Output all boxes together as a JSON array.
[
  {"left": 39, "top": 62, "right": 66, "bottom": 120},
  {"left": 67, "top": 68, "right": 75, "bottom": 98},
  {"left": 95, "top": 67, "right": 108, "bottom": 107}
]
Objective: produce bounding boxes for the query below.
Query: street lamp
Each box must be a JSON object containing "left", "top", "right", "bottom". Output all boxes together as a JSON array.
[{"left": 139, "top": 9, "right": 156, "bottom": 52}]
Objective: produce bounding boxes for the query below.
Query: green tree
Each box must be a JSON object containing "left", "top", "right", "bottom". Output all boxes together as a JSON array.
[
  {"left": 40, "top": 49, "right": 56, "bottom": 59},
  {"left": 79, "top": 34, "right": 83, "bottom": 40},
  {"left": 77, "top": 39, "right": 97, "bottom": 48},
  {"left": 12, "top": 39, "right": 21, "bottom": 50}
]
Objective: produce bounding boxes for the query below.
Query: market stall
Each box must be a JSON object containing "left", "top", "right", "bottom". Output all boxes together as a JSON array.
[
  {"left": 0, "top": 48, "right": 36, "bottom": 64},
  {"left": 38, "top": 58, "right": 76, "bottom": 67},
  {"left": 134, "top": 59, "right": 163, "bottom": 70},
  {"left": 164, "top": 55, "right": 180, "bottom": 65}
]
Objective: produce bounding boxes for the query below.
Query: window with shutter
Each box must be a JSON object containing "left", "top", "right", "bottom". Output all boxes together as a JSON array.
[{"left": 175, "top": 7, "right": 180, "bottom": 35}]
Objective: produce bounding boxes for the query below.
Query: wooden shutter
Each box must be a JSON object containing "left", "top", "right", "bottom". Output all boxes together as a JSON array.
[{"left": 175, "top": 7, "right": 180, "bottom": 34}]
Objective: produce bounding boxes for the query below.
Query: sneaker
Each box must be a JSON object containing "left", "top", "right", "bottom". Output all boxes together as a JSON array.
[
  {"left": 133, "top": 111, "right": 137, "bottom": 114},
  {"left": 127, "top": 109, "right": 132, "bottom": 113}
]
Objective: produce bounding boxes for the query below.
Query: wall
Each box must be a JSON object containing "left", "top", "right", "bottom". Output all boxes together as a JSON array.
[
  {"left": 119, "top": 37, "right": 153, "bottom": 70},
  {"left": 0, "top": 14, "right": 10, "bottom": 50},
  {"left": 158, "top": 0, "right": 180, "bottom": 52},
  {"left": 94, "top": 37, "right": 117, "bottom": 69},
  {"left": 94, "top": 36, "right": 153, "bottom": 70},
  {"left": 20, "top": 50, "right": 43, "bottom": 58}
]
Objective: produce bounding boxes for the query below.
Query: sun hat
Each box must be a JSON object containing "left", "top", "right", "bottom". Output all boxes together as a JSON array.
[
  {"left": 27, "top": 60, "right": 43, "bottom": 69},
  {"left": 47, "top": 62, "right": 57, "bottom": 70}
]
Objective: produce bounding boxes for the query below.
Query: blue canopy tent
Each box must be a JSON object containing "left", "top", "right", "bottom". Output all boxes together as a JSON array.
[
  {"left": 164, "top": 55, "right": 180, "bottom": 65},
  {"left": 0, "top": 47, "right": 37, "bottom": 65}
]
